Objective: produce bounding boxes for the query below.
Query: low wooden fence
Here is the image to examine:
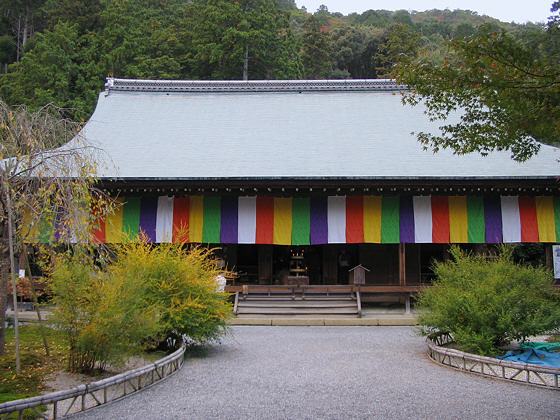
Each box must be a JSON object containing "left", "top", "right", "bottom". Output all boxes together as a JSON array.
[
  {"left": 427, "top": 335, "right": 560, "bottom": 391},
  {"left": 0, "top": 344, "right": 186, "bottom": 419}
]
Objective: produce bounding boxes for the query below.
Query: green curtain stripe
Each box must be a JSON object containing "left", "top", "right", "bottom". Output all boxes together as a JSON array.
[
  {"left": 467, "top": 196, "right": 485, "bottom": 243},
  {"left": 554, "top": 197, "right": 560, "bottom": 242},
  {"left": 38, "top": 216, "right": 55, "bottom": 243},
  {"left": 203, "top": 196, "right": 221, "bottom": 243},
  {"left": 292, "top": 198, "right": 311, "bottom": 245},
  {"left": 122, "top": 197, "right": 141, "bottom": 241},
  {"left": 381, "top": 196, "right": 400, "bottom": 243}
]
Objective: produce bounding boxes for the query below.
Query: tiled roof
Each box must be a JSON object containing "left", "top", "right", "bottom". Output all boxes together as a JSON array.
[{"left": 81, "top": 78, "right": 559, "bottom": 181}]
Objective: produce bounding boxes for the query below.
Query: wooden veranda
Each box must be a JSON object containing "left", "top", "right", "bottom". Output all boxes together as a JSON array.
[{"left": 226, "top": 284, "right": 425, "bottom": 317}]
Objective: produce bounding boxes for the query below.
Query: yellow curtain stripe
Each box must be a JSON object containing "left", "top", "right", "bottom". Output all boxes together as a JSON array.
[
  {"left": 105, "top": 197, "right": 124, "bottom": 243},
  {"left": 273, "top": 198, "right": 292, "bottom": 245},
  {"left": 363, "top": 196, "right": 382, "bottom": 243},
  {"left": 189, "top": 196, "right": 204, "bottom": 243},
  {"left": 21, "top": 208, "right": 39, "bottom": 243},
  {"left": 449, "top": 196, "right": 468, "bottom": 243},
  {"left": 536, "top": 196, "right": 556, "bottom": 242}
]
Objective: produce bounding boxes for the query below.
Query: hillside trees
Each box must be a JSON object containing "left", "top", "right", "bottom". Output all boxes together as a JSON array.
[
  {"left": 300, "top": 15, "right": 332, "bottom": 78},
  {"left": 93, "top": 0, "right": 186, "bottom": 80},
  {"left": 0, "top": 0, "right": 47, "bottom": 62},
  {"left": 374, "top": 23, "right": 421, "bottom": 77},
  {"left": 0, "top": 2, "right": 553, "bottom": 120},
  {"left": 329, "top": 23, "right": 382, "bottom": 79},
  {"left": 184, "top": 0, "right": 302, "bottom": 80},
  {"left": 0, "top": 23, "right": 101, "bottom": 121},
  {"left": 394, "top": 3, "right": 560, "bottom": 161}
]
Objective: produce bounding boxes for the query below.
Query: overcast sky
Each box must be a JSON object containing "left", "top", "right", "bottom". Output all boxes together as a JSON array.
[{"left": 295, "top": 1, "right": 555, "bottom": 24}]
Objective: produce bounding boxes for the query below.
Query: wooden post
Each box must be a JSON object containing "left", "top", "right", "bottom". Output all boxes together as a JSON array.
[
  {"left": 258, "top": 244, "right": 272, "bottom": 284},
  {"left": 405, "top": 294, "right": 411, "bottom": 314},
  {"left": 399, "top": 243, "right": 406, "bottom": 287},
  {"left": 545, "top": 245, "right": 553, "bottom": 271}
]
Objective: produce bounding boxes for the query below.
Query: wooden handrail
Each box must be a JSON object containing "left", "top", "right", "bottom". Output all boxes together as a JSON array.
[{"left": 225, "top": 284, "right": 428, "bottom": 294}]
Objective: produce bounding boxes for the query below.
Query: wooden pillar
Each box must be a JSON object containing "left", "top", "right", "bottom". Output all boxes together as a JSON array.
[
  {"left": 258, "top": 245, "right": 272, "bottom": 284},
  {"left": 399, "top": 243, "right": 406, "bottom": 286},
  {"left": 545, "top": 244, "right": 553, "bottom": 271}
]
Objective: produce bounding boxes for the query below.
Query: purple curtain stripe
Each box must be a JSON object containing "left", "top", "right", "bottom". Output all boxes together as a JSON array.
[
  {"left": 139, "top": 196, "right": 158, "bottom": 242},
  {"left": 484, "top": 196, "right": 503, "bottom": 243},
  {"left": 310, "top": 196, "right": 328, "bottom": 244},
  {"left": 220, "top": 196, "right": 239, "bottom": 243},
  {"left": 399, "top": 196, "right": 415, "bottom": 243}
]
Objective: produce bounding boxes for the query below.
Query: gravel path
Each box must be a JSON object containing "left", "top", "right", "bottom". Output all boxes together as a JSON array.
[{"left": 69, "top": 326, "right": 559, "bottom": 419}]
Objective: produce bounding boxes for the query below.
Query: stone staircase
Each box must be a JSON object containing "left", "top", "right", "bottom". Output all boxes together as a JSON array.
[{"left": 234, "top": 288, "right": 361, "bottom": 318}]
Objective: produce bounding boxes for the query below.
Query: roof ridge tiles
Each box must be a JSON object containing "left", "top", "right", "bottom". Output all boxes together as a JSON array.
[{"left": 105, "top": 78, "right": 407, "bottom": 93}]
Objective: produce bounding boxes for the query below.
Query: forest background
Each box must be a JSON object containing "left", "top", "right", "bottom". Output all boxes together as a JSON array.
[{"left": 0, "top": 0, "right": 553, "bottom": 122}]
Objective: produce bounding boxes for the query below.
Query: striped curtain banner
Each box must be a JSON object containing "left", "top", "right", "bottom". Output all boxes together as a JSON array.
[
  {"left": 25, "top": 195, "right": 560, "bottom": 245},
  {"left": 238, "top": 196, "right": 256, "bottom": 244},
  {"left": 363, "top": 195, "right": 382, "bottom": 243},
  {"left": 292, "top": 198, "right": 311, "bottom": 245},
  {"left": 413, "top": 196, "right": 432, "bottom": 243},
  {"left": 172, "top": 196, "right": 190, "bottom": 243},
  {"left": 328, "top": 196, "right": 346, "bottom": 243}
]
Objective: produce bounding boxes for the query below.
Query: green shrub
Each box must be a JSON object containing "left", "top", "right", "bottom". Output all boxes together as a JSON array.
[
  {"left": 49, "top": 242, "right": 232, "bottom": 372},
  {"left": 416, "top": 246, "right": 560, "bottom": 356},
  {"left": 50, "top": 251, "right": 164, "bottom": 372},
  {"left": 107, "top": 243, "right": 232, "bottom": 346}
]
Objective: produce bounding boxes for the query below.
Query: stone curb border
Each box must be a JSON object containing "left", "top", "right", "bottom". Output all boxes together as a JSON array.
[
  {"left": 228, "top": 317, "right": 418, "bottom": 326},
  {"left": 426, "top": 336, "right": 560, "bottom": 391},
  {"left": 0, "top": 344, "right": 186, "bottom": 419}
]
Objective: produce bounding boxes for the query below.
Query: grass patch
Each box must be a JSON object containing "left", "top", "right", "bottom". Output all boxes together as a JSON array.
[{"left": 0, "top": 324, "right": 69, "bottom": 404}]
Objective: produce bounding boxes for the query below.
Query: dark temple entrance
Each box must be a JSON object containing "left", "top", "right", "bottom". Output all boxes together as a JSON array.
[{"left": 221, "top": 243, "right": 448, "bottom": 286}]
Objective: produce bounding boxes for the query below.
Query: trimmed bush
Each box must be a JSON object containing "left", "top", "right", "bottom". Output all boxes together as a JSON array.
[{"left": 416, "top": 246, "right": 560, "bottom": 356}]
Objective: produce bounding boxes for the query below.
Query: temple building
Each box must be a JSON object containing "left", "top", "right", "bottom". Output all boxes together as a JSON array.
[{"left": 78, "top": 78, "right": 560, "bottom": 294}]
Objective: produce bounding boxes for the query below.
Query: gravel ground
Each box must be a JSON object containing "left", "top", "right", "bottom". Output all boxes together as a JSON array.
[{"left": 68, "top": 326, "right": 559, "bottom": 420}]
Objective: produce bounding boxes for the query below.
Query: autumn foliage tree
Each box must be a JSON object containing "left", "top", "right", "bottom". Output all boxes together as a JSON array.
[
  {"left": 0, "top": 100, "right": 106, "bottom": 372},
  {"left": 394, "top": 3, "right": 560, "bottom": 162}
]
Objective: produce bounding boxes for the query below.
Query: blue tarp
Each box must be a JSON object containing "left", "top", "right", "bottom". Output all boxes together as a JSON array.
[{"left": 496, "top": 345, "right": 560, "bottom": 368}]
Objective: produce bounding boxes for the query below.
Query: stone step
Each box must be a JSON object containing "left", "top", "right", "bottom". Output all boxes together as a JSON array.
[
  {"left": 236, "top": 307, "right": 359, "bottom": 315},
  {"left": 239, "top": 301, "right": 357, "bottom": 308},
  {"left": 241, "top": 294, "right": 355, "bottom": 300}
]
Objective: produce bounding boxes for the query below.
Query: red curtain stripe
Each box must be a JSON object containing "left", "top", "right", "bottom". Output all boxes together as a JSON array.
[
  {"left": 256, "top": 196, "right": 274, "bottom": 244},
  {"left": 346, "top": 195, "right": 364, "bottom": 243},
  {"left": 431, "top": 196, "right": 450, "bottom": 243},
  {"left": 519, "top": 196, "right": 539, "bottom": 242}
]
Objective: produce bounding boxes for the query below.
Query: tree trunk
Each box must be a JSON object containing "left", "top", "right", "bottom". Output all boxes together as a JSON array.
[
  {"left": 21, "top": 246, "right": 50, "bottom": 357},
  {"left": 22, "top": 4, "right": 29, "bottom": 50},
  {"left": 243, "top": 44, "right": 249, "bottom": 81},
  {"left": 0, "top": 220, "right": 8, "bottom": 355},
  {"left": 4, "top": 182, "right": 21, "bottom": 373}
]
